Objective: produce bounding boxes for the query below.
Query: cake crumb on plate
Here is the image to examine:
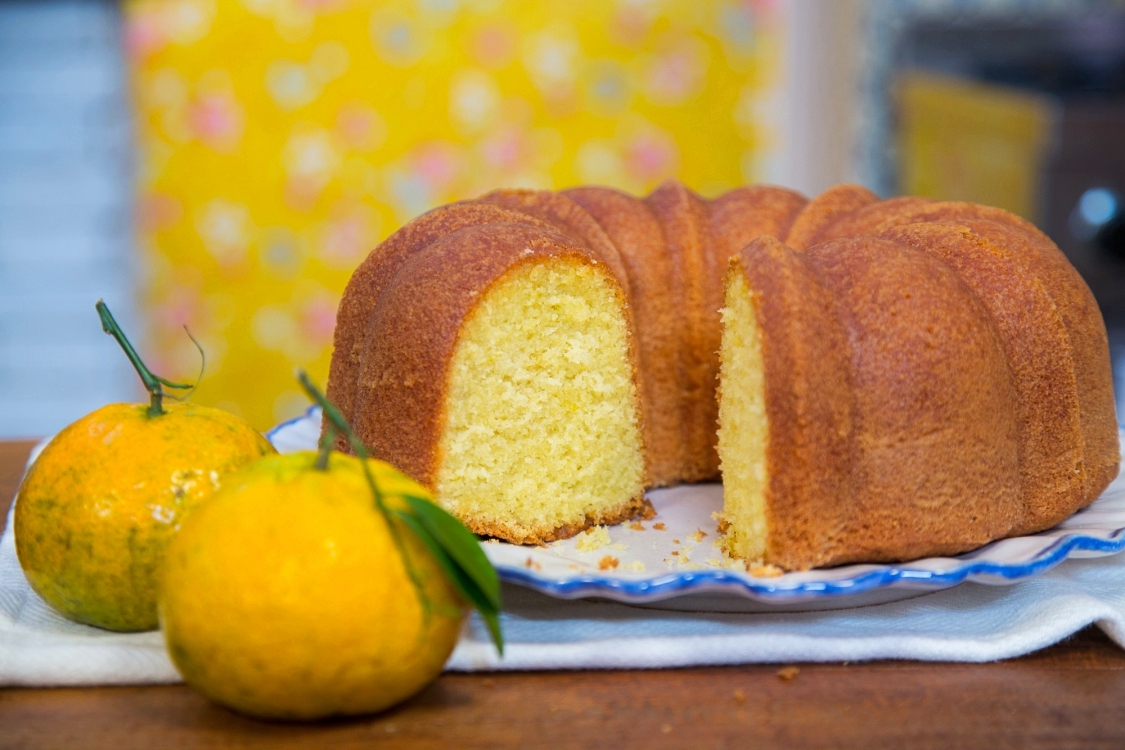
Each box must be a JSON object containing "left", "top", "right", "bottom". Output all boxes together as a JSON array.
[
  {"left": 749, "top": 563, "right": 784, "bottom": 578},
  {"left": 598, "top": 555, "right": 619, "bottom": 570},
  {"left": 576, "top": 526, "right": 612, "bottom": 552}
]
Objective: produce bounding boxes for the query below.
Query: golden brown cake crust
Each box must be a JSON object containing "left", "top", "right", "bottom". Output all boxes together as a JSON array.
[
  {"left": 475, "top": 189, "right": 633, "bottom": 299},
  {"left": 877, "top": 220, "right": 1087, "bottom": 534},
  {"left": 813, "top": 199, "right": 1120, "bottom": 508},
  {"left": 798, "top": 236, "right": 1023, "bottom": 564},
  {"left": 784, "top": 183, "right": 879, "bottom": 250},
  {"left": 810, "top": 201, "right": 1116, "bottom": 510},
  {"left": 804, "top": 196, "right": 937, "bottom": 245},
  {"left": 950, "top": 216, "right": 1121, "bottom": 503},
  {"left": 708, "top": 185, "right": 808, "bottom": 253},
  {"left": 645, "top": 180, "right": 721, "bottom": 482}
]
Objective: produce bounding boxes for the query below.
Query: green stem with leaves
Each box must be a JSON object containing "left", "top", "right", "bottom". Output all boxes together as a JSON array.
[
  {"left": 96, "top": 300, "right": 194, "bottom": 418},
  {"left": 297, "top": 371, "right": 504, "bottom": 654}
]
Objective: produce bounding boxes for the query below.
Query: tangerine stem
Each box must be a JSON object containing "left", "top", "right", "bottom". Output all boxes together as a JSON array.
[
  {"left": 96, "top": 300, "right": 191, "bottom": 418},
  {"left": 316, "top": 424, "right": 336, "bottom": 471}
]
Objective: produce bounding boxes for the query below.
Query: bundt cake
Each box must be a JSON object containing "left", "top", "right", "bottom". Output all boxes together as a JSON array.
[{"left": 326, "top": 180, "right": 1120, "bottom": 569}]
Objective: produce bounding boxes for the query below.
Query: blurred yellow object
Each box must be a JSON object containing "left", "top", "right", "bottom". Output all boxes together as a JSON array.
[
  {"left": 125, "top": 0, "right": 785, "bottom": 428},
  {"left": 159, "top": 451, "right": 465, "bottom": 720},
  {"left": 897, "top": 72, "right": 1057, "bottom": 222}
]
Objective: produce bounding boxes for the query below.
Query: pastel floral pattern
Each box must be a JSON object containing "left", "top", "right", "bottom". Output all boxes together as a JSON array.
[{"left": 126, "top": 0, "right": 785, "bottom": 427}]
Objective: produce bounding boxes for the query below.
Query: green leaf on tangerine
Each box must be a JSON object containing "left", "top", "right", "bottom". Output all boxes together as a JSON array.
[
  {"left": 401, "top": 494, "right": 501, "bottom": 612},
  {"left": 392, "top": 509, "right": 504, "bottom": 654}
]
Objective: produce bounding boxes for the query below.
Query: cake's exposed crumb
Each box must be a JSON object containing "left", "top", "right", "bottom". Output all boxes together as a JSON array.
[
  {"left": 777, "top": 666, "right": 800, "bottom": 681},
  {"left": 748, "top": 563, "right": 784, "bottom": 578},
  {"left": 629, "top": 521, "right": 645, "bottom": 531},
  {"left": 624, "top": 560, "right": 645, "bottom": 572},
  {"left": 598, "top": 555, "right": 619, "bottom": 570},
  {"left": 653, "top": 522, "right": 666, "bottom": 531},
  {"left": 484, "top": 538, "right": 500, "bottom": 545},
  {"left": 437, "top": 260, "right": 645, "bottom": 544},
  {"left": 641, "top": 502, "right": 657, "bottom": 521},
  {"left": 576, "top": 525, "right": 612, "bottom": 552}
]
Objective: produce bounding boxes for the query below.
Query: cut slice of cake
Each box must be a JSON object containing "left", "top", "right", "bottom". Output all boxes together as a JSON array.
[
  {"left": 717, "top": 237, "right": 856, "bottom": 570},
  {"left": 435, "top": 257, "right": 647, "bottom": 544}
]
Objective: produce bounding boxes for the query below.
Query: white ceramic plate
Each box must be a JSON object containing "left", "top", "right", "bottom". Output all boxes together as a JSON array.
[{"left": 269, "top": 408, "right": 1125, "bottom": 612}]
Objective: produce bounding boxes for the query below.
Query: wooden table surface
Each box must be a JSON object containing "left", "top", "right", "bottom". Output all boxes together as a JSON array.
[{"left": 2, "top": 439, "right": 1125, "bottom": 749}]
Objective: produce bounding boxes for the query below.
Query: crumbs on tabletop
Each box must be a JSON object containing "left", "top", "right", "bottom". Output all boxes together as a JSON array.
[
  {"left": 777, "top": 666, "right": 800, "bottom": 681},
  {"left": 733, "top": 689, "right": 746, "bottom": 703}
]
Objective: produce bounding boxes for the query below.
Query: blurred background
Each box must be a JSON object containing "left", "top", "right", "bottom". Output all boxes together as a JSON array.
[{"left": 1, "top": 0, "right": 1123, "bottom": 437}]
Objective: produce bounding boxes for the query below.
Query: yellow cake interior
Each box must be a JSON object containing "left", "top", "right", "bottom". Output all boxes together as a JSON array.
[
  {"left": 717, "top": 268, "right": 771, "bottom": 562},
  {"left": 435, "top": 257, "right": 645, "bottom": 540}
]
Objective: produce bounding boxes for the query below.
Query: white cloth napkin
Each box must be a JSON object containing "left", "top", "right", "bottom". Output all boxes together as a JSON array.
[{"left": 5, "top": 447, "right": 1125, "bottom": 686}]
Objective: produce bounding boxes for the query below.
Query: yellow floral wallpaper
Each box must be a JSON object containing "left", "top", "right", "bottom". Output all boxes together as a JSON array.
[{"left": 125, "top": 0, "right": 786, "bottom": 429}]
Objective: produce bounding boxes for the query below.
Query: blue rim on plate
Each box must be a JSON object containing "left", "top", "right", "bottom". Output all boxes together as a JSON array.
[
  {"left": 268, "top": 407, "right": 1125, "bottom": 605},
  {"left": 490, "top": 527, "right": 1125, "bottom": 603}
]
